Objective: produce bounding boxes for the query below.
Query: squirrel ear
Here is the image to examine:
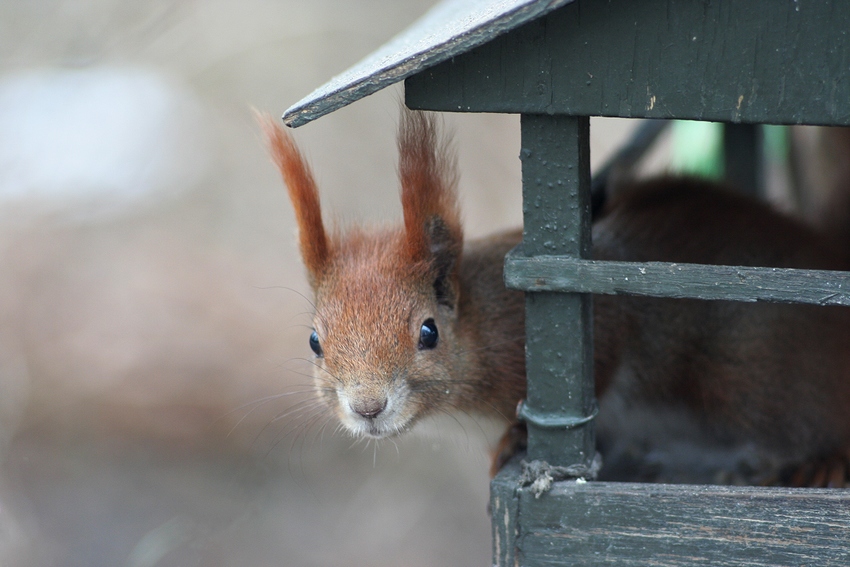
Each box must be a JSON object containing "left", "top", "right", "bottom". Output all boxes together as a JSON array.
[
  {"left": 259, "top": 112, "right": 330, "bottom": 287},
  {"left": 425, "top": 215, "right": 462, "bottom": 308},
  {"left": 398, "top": 109, "right": 463, "bottom": 303}
]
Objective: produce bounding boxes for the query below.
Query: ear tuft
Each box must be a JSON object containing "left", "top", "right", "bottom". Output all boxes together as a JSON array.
[
  {"left": 258, "top": 111, "right": 330, "bottom": 286},
  {"left": 398, "top": 109, "right": 463, "bottom": 288}
]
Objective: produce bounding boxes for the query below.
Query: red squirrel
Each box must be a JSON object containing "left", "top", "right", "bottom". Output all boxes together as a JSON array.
[{"left": 261, "top": 110, "right": 850, "bottom": 487}]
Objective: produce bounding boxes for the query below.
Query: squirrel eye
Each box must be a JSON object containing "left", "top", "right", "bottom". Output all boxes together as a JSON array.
[
  {"left": 309, "top": 331, "right": 323, "bottom": 357},
  {"left": 418, "top": 319, "right": 439, "bottom": 350}
]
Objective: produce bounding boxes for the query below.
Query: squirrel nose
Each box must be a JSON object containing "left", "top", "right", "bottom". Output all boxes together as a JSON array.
[{"left": 350, "top": 398, "right": 387, "bottom": 419}]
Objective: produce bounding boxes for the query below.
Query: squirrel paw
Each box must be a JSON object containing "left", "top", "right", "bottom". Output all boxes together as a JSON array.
[{"left": 490, "top": 421, "right": 528, "bottom": 477}]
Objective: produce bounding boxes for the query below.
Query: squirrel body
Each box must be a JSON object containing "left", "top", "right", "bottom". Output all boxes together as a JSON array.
[
  {"left": 263, "top": 111, "right": 850, "bottom": 481},
  {"left": 593, "top": 180, "right": 850, "bottom": 468}
]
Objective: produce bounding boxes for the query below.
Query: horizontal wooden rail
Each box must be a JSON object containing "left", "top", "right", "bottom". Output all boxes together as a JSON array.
[
  {"left": 492, "top": 462, "right": 850, "bottom": 567},
  {"left": 504, "top": 251, "right": 850, "bottom": 306}
]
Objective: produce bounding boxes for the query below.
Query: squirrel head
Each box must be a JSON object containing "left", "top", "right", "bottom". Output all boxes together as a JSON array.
[{"left": 262, "top": 109, "right": 465, "bottom": 438}]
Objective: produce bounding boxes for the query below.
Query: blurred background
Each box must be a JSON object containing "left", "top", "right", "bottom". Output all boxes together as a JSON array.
[
  {"left": 2, "top": 1, "right": 841, "bottom": 566},
  {"left": 0, "top": 2, "right": 637, "bottom": 565}
]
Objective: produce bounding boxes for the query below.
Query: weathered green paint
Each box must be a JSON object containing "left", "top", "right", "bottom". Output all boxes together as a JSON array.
[
  {"left": 493, "top": 460, "right": 850, "bottom": 567},
  {"left": 505, "top": 254, "right": 850, "bottom": 306},
  {"left": 519, "top": 114, "right": 596, "bottom": 468},
  {"left": 501, "top": 466, "right": 850, "bottom": 566},
  {"left": 406, "top": 0, "right": 850, "bottom": 126}
]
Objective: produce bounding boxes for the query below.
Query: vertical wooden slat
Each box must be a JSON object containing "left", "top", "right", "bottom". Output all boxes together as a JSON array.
[
  {"left": 518, "top": 114, "right": 595, "bottom": 468},
  {"left": 491, "top": 465, "right": 521, "bottom": 566},
  {"left": 724, "top": 123, "right": 763, "bottom": 197}
]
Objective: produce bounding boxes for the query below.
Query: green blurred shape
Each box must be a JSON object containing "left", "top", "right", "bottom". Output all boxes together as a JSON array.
[{"left": 670, "top": 120, "right": 724, "bottom": 179}]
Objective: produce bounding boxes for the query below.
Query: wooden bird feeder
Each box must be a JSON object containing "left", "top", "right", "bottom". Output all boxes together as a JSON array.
[{"left": 283, "top": 1, "right": 850, "bottom": 564}]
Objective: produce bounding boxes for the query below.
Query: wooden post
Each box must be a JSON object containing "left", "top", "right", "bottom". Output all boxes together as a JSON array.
[
  {"left": 724, "top": 123, "right": 763, "bottom": 197},
  {"left": 517, "top": 114, "right": 595, "bottom": 468}
]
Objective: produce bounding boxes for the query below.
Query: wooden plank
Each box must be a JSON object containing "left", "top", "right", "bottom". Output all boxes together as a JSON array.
[
  {"left": 519, "top": 114, "right": 596, "bottom": 468},
  {"left": 518, "top": 479, "right": 850, "bottom": 566},
  {"left": 406, "top": 0, "right": 850, "bottom": 126},
  {"left": 504, "top": 253, "right": 850, "bottom": 306}
]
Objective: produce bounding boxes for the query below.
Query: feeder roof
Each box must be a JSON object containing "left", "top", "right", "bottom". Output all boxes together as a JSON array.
[{"left": 282, "top": 0, "right": 573, "bottom": 128}]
